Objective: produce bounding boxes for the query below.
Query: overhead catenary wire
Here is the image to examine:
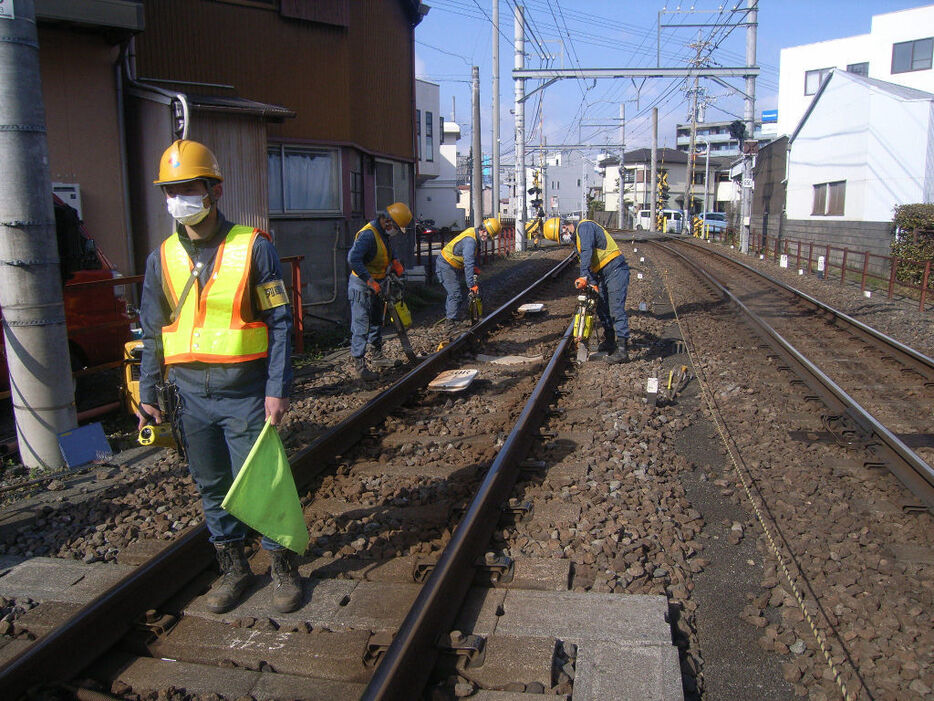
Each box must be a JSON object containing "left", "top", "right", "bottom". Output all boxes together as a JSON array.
[{"left": 423, "top": 1, "right": 767, "bottom": 155}]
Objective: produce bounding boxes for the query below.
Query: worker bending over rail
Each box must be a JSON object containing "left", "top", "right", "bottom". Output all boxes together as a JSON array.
[
  {"left": 347, "top": 203, "right": 412, "bottom": 380},
  {"left": 436, "top": 218, "right": 502, "bottom": 333},
  {"left": 544, "top": 217, "right": 631, "bottom": 363}
]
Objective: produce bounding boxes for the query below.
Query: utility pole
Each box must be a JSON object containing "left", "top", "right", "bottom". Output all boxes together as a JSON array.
[
  {"left": 651, "top": 107, "right": 658, "bottom": 231},
  {"left": 471, "top": 65, "right": 482, "bottom": 228},
  {"left": 740, "top": 0, "right": 758, "bottom": 254},
  {"left": 492, "top": 0, "right": 500, "bottom": 221},
  {"left": 617, "top": 103, "right": 625, "bottom": 230},
  {"left": 0, "top": 0, "right": 78, "bottom": 469},
  {"left": 683, "top": 36, "right": 704, "bottom": 228},
  {"left": 513, "top": 4, "right": 526, "bottom": 250}
]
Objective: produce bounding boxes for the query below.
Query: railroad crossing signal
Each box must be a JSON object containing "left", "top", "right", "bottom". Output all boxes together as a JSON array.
[
  {"left": 657, "top": 170, "right": 669, "bottom": 205},
  {"left": 528, "top": 170, "right": 543, "bottom": 213}
]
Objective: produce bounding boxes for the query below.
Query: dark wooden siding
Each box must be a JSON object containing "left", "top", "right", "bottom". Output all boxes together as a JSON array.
[{"left": 133, "top": 0, "right": 414, "bottom": 160}]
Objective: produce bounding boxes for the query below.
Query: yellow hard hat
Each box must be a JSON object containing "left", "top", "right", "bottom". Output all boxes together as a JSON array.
[
  {"left": 482, "top": 218, "right": 503, "bottom": 237},
  {"left": 153, "top": 139, "right": 223, "bottom": 185},
  {"left": 543, "top": 217, "right": 563, "bottom": 241},
  {"left": 387, "top": 202, "right": 413, "bottom": 230}
]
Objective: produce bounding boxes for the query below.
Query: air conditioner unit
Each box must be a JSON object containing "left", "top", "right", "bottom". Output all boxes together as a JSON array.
[{"left": 53, "top": 182, "right": 82, "bottom": 220}]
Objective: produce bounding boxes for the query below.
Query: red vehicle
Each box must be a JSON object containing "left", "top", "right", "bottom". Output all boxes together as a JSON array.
[{"left": 0, "top": 197, "right": 134, "bottom": 391}]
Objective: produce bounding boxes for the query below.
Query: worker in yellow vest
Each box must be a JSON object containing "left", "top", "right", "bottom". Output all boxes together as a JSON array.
[
  {"left": 436, "top": 218, "right": 502, "bottom": 332},
  {"left": 137, "top": 140, "right": 302, "bottom": 614},
  {"left": 347, "top": 203, "right": 412, "bottom": 380},
  {"left": 544, "top": 217, "right": 631, "bottom": 362}
]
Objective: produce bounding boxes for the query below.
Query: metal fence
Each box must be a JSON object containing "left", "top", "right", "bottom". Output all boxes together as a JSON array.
[{"left": 720, "top": 231, "right": 934, "bottom": 312}]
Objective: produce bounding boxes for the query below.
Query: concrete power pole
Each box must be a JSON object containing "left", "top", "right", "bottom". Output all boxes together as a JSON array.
[
  {"left": 471, "top": 65, "right": 482, "bottom": 229},
  {"left": 0, "top": 0, "right": 78, "bottom": 469},
  {"left": 514, "top": 4, "right": 526, "bottom": 250},
  {"left": 651, "top": 107, "right": 658, "bottom": 231},
  {"left": 492, "top": 0, "right": 500, "bottom": 221},
  {"left": 683, "top": 38, "right": 703, "bottom": 229},
  {"left": 617, "top": 103, "right": 625, "bottom": 230},
  {"left": 684, "top": 78, "right": 699, "bottom": 227},
  {"left": 740, "top": 0, "right": 758, "bottom": 253}
]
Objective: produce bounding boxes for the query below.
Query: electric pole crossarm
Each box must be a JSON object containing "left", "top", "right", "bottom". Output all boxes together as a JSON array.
[{"left": 513, "top": 67, "right": 758, "bottom": 79}]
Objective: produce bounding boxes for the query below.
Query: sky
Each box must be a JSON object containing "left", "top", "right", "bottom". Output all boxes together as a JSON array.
[{"left": 414, "top": 0, "right": 933, "bottom": 160}]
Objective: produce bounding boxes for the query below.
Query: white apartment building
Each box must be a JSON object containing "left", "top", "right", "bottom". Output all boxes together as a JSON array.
[
  {"left": 777, "top": 5, "right": 934, "bottom": 135},
  {"left": 414, "top": 80, "right": 464, "bottom": 229},
  {"left": 787, "top": 70, "right": 934, "bottom": 225}
]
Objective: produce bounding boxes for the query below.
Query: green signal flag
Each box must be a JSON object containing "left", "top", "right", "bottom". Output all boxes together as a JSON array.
[{"left": 222, "top": 419, "right": 309, "bottom": 554}]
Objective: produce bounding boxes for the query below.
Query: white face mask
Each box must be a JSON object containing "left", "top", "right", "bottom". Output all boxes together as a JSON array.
[{"left": 166, "top": 194, "right": 210, "bottom": 225}]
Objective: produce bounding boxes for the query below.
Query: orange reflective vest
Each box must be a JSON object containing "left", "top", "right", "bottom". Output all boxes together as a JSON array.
[
  {"left": 351, "top": 222, "right": 390, "bottom": 281},
  {"left": 576, "top": 219, "right": 621, "bottom": 273},
  {"left": 441, "top": 227, "right": 479, "bottom": 270},
  {"left": 160, "top": 225, "right": 268, "bottom": 365}
]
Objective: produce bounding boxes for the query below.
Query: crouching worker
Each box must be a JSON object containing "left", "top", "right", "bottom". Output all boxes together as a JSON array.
[
  {"left": 543, "top": 217, "right": 631, "bottom": 362},
  {"left": 137, "top": 139, "right": 302, "bottom": 613},
  {"left": 347, "top": 203, "right": 412, "bottom": 380},
  {"left": 436, "top": 218, "right": 502, "bottom": 332}
]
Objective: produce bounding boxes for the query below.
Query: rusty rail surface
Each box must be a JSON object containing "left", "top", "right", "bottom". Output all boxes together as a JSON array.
[{"left": 0, "top": 252, "right": 576, "bottom": 699}]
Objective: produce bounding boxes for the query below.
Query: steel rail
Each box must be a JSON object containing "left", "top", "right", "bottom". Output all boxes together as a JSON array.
[
  {"left": 658, "top": 241, "right": 934, "bottom": 512},
  {"left": 677, "top": 238, "right": 934, "bottom": 380},
  {"left": 362, "top": 324, "right": 574, "bottom": 700},
  {"left": 0, "top": 252, "right": 577, "bottom": 698}
]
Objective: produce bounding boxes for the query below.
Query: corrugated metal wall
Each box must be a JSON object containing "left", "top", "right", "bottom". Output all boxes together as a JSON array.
[
  {"left": 39, "top": 28, "right": 131, "bottom": 274},
  {"left": 190, "top": 114, "right": 269, "bottom": 232},
  {"left": 133, "top": 0, "right": 415, "bottom": 160}
]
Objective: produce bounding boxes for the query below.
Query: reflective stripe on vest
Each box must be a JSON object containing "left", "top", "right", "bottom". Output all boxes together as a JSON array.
[
  {"left": 440, "top": 228, "right": 478, "bottom": 270},
  {"left": 351, "top": 222, "right": 390, "bottom": 280},
  {"left": 576, "top": 219, "right": 621, "bottom": 273},
  {"left": 160, "top": 225, "right": 268, "bottom": 365}
]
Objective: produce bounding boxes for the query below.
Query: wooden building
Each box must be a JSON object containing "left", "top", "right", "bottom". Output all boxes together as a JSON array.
[
  {"left": 37, "top": 0, "right": 426, "bottom": 327},
  {"left": 130, "top": 0, "right": 426, "bottom": 325}
]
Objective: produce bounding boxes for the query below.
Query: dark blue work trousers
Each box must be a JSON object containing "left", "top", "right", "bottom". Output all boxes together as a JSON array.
[
  {"left": 436, "top": 257, "right": 464, "bottom": 321},
  {"left": 348, "top": 275, "right": 383, "bottom": 358},
  {"left": 595, "top": 258, "right": 630, "bottom": 341},
  {"left": 175, "top": 388, "right": 281, "bottom": 551}
]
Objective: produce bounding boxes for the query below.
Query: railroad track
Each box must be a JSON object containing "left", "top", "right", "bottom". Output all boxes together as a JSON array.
[
  {"left": 0, "top": 248, "right": 684, "bottom": 700},
  {"left": 653, "top": 239, "right": 934, "bottom": 514}
]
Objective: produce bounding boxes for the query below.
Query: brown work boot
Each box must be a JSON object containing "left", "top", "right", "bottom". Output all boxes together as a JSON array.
[
  {"left": 352, "top": 356, "right": 377, "bottom": 380},
  {"left": 205, "top": 541, "right": 252, "bottom": 613},
  {"left": 270, "top": 549, "right": 303, "bottom": 613}
]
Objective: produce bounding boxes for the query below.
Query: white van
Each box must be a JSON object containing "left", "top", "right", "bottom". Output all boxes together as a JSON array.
[{"left": 635, "top": 209, "right": 683, "bottom": 233}]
